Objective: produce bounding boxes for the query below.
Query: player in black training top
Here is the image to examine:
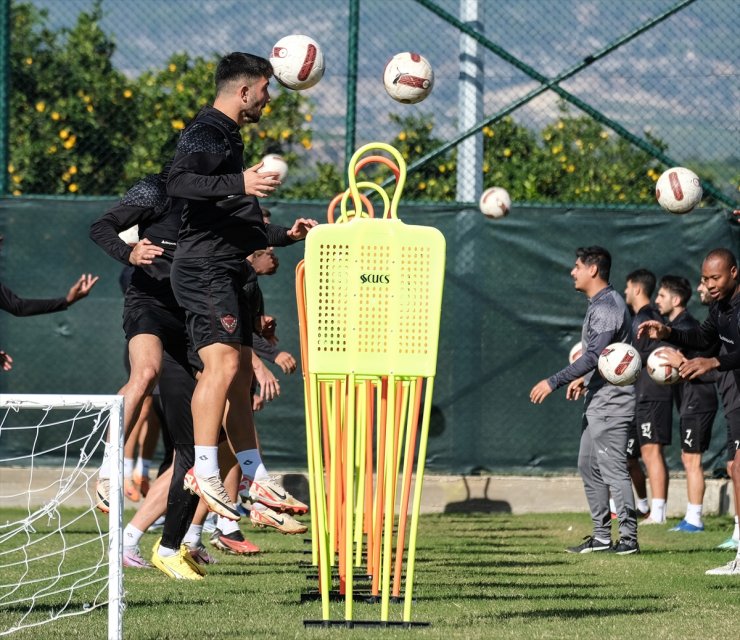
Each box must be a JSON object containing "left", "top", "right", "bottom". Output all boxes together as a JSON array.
[
  {"left": 624, "top": 269, "right": 672, "bottom": 525},
  {"left": 654, "top": 274, "right": 718, "bottom": 532},
  {"left": 0, "top": 234, "right": 98, "bottom": 371},
  {"left": 167, "top": 51, "right": 316, "bottom": 522},
  {"left": 639, "top": 248, "right": 740, "bottom": 574}
]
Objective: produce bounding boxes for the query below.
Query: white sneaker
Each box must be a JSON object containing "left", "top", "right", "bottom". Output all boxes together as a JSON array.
[
  {"left": 238, "top": 474, "right": 308, "bottom": 515},
  {"left": 638, "top": 516, "right": 666, "bottom": 526},
  {"left": 705, "top": 559, "right": 740, "bottom": 575}
]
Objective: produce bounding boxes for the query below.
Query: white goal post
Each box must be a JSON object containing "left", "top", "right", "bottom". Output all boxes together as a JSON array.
[{"left": 0, "top": 394, "right": 123, "bottom": 640}]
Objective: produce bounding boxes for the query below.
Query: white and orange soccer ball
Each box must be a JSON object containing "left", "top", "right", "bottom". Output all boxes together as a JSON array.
[
  {"left": 259, "top": 153, "right": 289, "bottom": 182},
  {"left": 270, "top": 34, "right": 325, "bottom": 90},
  {"left": 479, "top": 187, "right": 511, "bottom": 219},
  {"left": 568, "top": 341, "right": 583, "bottom": 364},
  {"left": 646, "top": 347, "right": 682, "bottom": 385},
  {"left": 598, "top": 342, "right": 641, "bottom": 386},
  {"left": 383, "top": 52, "right": 434, "bottom": 104},
  {"left": 655, "top": 167, "right": 702, "bottom": 214}
]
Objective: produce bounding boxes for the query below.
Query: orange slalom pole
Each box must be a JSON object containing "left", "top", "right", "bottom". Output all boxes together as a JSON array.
[{"left": 392, "top": 377, "right": 424, "bottom": 598}]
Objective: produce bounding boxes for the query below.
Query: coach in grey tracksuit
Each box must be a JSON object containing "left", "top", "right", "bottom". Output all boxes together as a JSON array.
[{"left": 531, "top": 246, "right": 638, "bottom": 553}]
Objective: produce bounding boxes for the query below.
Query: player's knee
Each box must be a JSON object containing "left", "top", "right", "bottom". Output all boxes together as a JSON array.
[{"left": 681, "top": 451, "right": 701, "bottom": 470}]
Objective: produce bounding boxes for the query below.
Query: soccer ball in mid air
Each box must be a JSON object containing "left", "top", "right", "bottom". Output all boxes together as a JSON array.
[
  {"left": 259, "top": 154, "right": 289, "bottom": 182},
  {"left": 646, "top": 347, "right": 681, "bottom": 385},
  {"left": 598, "top": 342, "right": 641, "bottom": 386},
  {"left": 383, "top": 52, "right": 434, "bottom": 104},
  {"left": 655, "top": 167, "right": 702, "bottom": 214},
  {"left": 479, "top": 187, "right": 511, "bottom": 219},
  {"left": 270, "top": 34, "right": 325, "bottom": 90}
]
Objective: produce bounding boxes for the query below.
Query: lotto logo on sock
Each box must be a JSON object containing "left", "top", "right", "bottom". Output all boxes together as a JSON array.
[{"left": 198, "top": 455, "right": 208, "bottom": 461}]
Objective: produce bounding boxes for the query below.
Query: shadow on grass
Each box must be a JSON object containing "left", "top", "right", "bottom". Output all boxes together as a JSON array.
[
  {"left": 489, "top": 604, "right": 674, "bottom": 621},
  {"left": 419, "top": 592, "right": 664, "bottom": 603}
]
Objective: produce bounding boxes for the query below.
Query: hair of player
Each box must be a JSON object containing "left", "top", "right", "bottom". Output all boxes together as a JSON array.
[
  {"left": 215, "top": 52, "right": 273, "bottom": 94},
  {"left": 705, "top": 247, "right": 738, "bottom": 270},
  {"left": 626, "top": 268, "right": 656, "bottom": 298},
  {"left": 659, "top": 274, "right": 692, "bottom": 307},
  {"left": 575, "top": 246, "right": 611, "bottom": 282}
]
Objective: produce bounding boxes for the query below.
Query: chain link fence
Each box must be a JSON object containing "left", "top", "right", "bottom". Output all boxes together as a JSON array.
[{"left": 3, "top": 0, "right": 738, "bottom": 206}]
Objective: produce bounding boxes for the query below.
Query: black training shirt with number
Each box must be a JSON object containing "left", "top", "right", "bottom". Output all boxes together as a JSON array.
[{"left": 167, "top": 105, "right": 287, "bottom": 260}]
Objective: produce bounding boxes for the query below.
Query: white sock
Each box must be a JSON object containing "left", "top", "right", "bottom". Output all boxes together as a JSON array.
[
  {"left": 217, "top": 516, "right": 240, "bottom": 536},
  {"left": 651, "top": 499, "right": 666, "bottom": 523},
  {"left": 636, "top": 498, "right": 650, "bottom": 514},
  {"left": 684, "top": 503, "right": 703, "bottom": 527},
  {"left": 182, "top": 524, "right": 203, "bottom": 548},
  {"left": 194, "top": 445, "right": 219, "bottom": 477},
  {"left": 157, "top": 544, "right": 177, "bottom": 558},
  {"left": 235, "top": 448, "right": 268, "bottom": 481},
  {"left": 732, "top": 515, "right": 739, "bottom": 541},
  {"left": 123, "top": 457, "right": 135, "bottom": 478},
  {"left": 135, "top": 457, "right": 151, "bottom": 478},
  {"left": 123, "top": 524, "right": 144, "bottom": 548},
  {"left": 609, "top": 498, "right": 617, "bottom": 514},
  {"left": 98, "top": 443, "right": 111, "bottom": 480}
]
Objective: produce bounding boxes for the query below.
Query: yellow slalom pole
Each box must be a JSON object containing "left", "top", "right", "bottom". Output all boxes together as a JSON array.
[
  {"left": 354, "top": 379, "right": 367, "bottom": 565},
  {"left": 344, "top": 372, "right": 356, "bottom": 621},
  {"left": 403, "top": 377, "right": 435, "bottom": 622},
  {"left": 380, "top": 374, "right": 397, "bottom": 621}
]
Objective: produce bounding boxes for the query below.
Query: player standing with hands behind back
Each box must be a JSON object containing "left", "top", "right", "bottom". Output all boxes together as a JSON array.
[
  {"left": 530, "top": 246, "right": 639, "bottom": 555},
  {"left": 167, "top": 52, "right": 317, "bottom": 522},
  {"left": 638, "top": 248, "right": 740, "bottom": 575}
]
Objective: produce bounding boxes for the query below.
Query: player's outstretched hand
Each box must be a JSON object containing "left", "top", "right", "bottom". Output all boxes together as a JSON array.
[
  {"left": 636, "top": 320, "right": 669, "bottom": 340},
  {"left": 253, "top": 357, "right": 280, "bottom": 403},
  {"left": 654, "top": 347, "right": 685, "bottom": 369},
  {"left": 243, "top": 162, "right": 280, "bottom": 198},
  {"left": 678, "top": 356, "right": 720, "bottom": 380},
  {"left": 248, "top": 249, "right": 279, "bottom": 275},
  {"left": 0, "top": 350, "right": 13, "bottom": 372},
  {"left": 529, "top": 379, "right": 553, "bottom": 404},
  {"left": 275, "top": 351, "right": 297, "bottom": 374},
  {"left": 66, "top": 274, "right": 99, "bottom": 304},
  {"left": 129, "top": 238, "right": 164, "bottom": 266},
  {"left": 287, "top": 217, "right": 319, "bottom": 241},
  {"left": 566, "top": 377, "right": 585, "bottom": 401}
]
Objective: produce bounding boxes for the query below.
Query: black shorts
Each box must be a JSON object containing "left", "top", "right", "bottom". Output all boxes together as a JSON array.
[
  {"left": 626, "top": 420, "right": 640, "bottom": 459},
  {"left": 726, "top": 408, "right": 740, "bottom": 461},
  {"left": 636, "top": 400, "right": 672, "bottom": 446},
  {"left": 679, "top": 412, "right": 715, "bottom": 453},
  {"left": 122, "top": 292, "right": 191, "bottom": 371},
  {"left": 171, "top": 256, "right": 253, "bottom": 352}
]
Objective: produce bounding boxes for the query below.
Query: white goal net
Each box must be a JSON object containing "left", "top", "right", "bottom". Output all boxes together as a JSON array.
[{"left": 0, "top": 395, "right": 123, "bottom": 639}]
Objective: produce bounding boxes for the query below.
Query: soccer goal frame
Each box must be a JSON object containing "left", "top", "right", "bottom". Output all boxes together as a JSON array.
[{"left": 0, "top": 394, "right": 124, "bottom": 640}]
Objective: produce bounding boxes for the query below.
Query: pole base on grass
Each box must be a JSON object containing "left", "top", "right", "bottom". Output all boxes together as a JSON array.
[{"left": 303, "top": 620, "right": 430, "bottom": 628}]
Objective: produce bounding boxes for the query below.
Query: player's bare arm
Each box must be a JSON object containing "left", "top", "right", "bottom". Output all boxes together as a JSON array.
[
  {"left": 636, "top": 319, "right": 670, "bottom": 341},
  {"left": 678, "top": 356, "right": 721, "bottom": 380},
  {"left": 252, "top": 353, "right": 280, "bottom": 403},
  {"left": 287, "top": 218, "right": 319, "bottom": 241},
  {"left": 243, "top": 162, "right": 280, "bottom": 198},
  {"left": 529, "top": 379, "right": 553, "bottom": 404},
  {"left": 66, "top": 274, "right": 100, "bottom": 304},
  {"left": 128, "top": 238, "right": 164, "bottom": 266}
]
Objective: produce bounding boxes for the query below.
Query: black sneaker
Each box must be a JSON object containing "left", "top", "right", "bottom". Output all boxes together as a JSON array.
[
  {"left": 611, "top": 539, "right": 640, "bottom": 555},
  {"left": 566, "top": 536, "right": 612, "bottom": 554}
]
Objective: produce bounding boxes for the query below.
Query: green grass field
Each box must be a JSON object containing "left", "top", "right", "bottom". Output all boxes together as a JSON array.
[{"left": 2, "top": 508, "right": 740, "bottom": 639}]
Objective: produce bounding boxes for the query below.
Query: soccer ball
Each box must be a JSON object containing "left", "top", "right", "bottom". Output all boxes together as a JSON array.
[
  {"left": 479, "top": 187, "right": 511, "bottom": 219},
  {"left": 655, "top": 167, "right": 702, "bottom": 214},
  {"left": 118, "top": 226, "right": 139, "bottom": 245},
  {"left": 259, "top": 153, "right": 289, "bottom": 182},
  {"left": 383, "top": 52, "right": 434, "bottom": 104},
  {"left": 270, "top": 34, "right": 325, "bottom": 90},
  {"left": 646, "top": 347, "right": 681, "bottom": 385},
  {"left": 597, "top": 342, "right": 641, "bottom": 386},
  {"left": 568, "top": 341, "right": 583, "bottom": 364}
]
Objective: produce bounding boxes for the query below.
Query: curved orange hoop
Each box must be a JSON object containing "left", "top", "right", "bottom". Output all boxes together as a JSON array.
[
  {"left": 326, "top": 191, "right": 374, "bottom": 224},
  {"left": 354, "top": 155, "right": 401, "bottom": 181}
]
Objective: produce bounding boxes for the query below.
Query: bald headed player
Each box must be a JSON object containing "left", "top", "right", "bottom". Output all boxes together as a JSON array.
[{"left": 639, "top": 248, "right": 740, "bottom": 574}]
